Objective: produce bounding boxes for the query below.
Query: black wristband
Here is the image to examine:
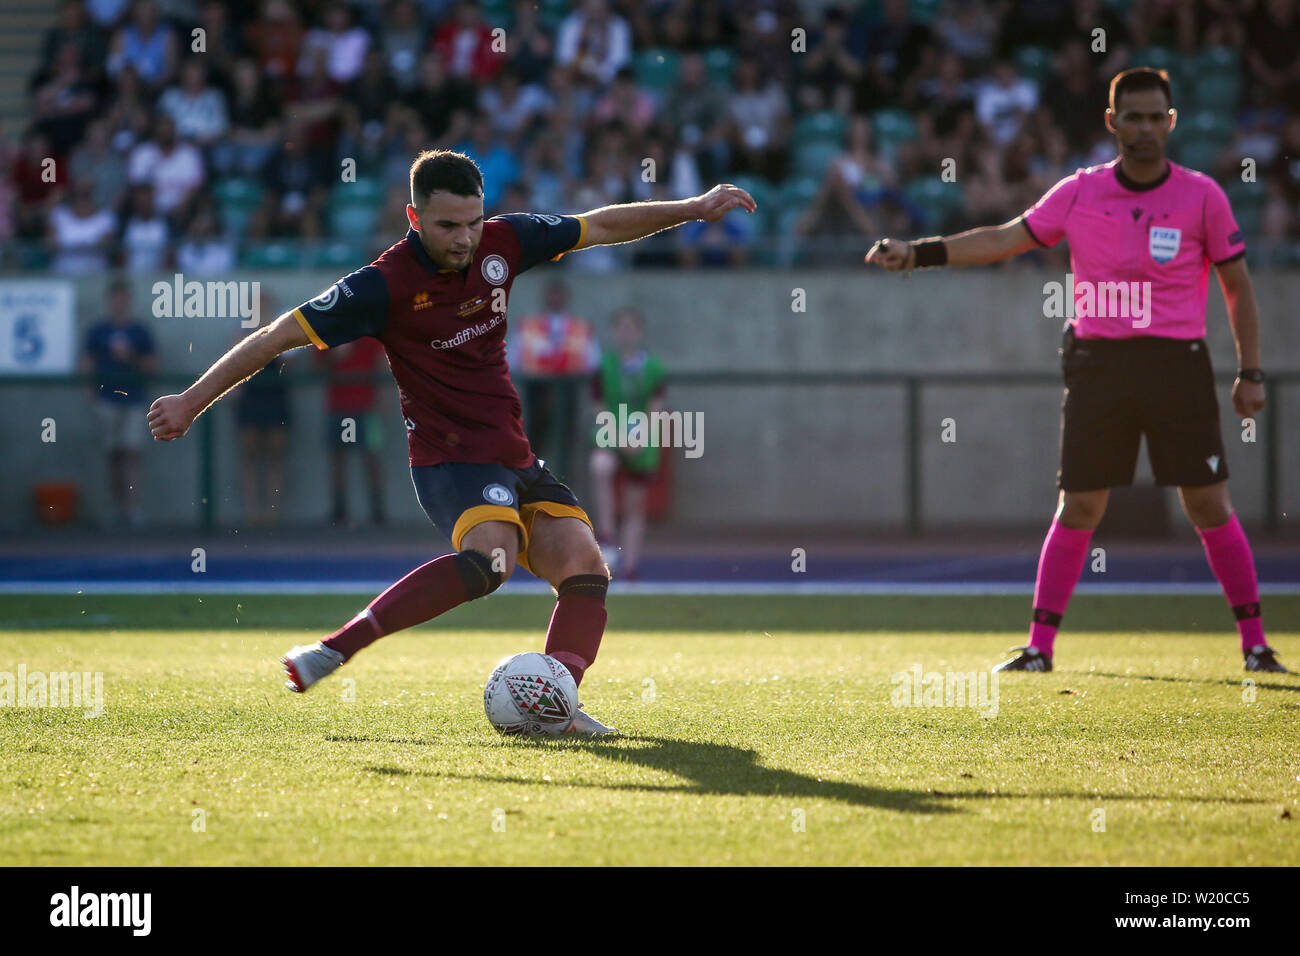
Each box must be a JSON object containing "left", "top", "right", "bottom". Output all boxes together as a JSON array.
[
  {"left": 1237, "top": 368, "right": 1266, "bottom": 383},
  {"left": 912, "top": 239, "right": 948, "bottom": 268}
]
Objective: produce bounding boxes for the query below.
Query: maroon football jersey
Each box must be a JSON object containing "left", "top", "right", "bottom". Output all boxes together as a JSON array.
[{"left": 292, "top": 214, "right": 586, "bottom": 467}]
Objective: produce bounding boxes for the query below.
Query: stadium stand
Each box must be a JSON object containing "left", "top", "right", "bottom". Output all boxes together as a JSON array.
[{"left": 2, "top": 0, "right": 1296, "bottom": 272}]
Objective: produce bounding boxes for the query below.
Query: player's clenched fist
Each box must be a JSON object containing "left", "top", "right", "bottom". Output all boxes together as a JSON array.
[
  {"left": 865, "top": 238, "right": 914, "bottom": 270},
  {"left": 692, "top": 183, "right": 757, "bottom": 222},
  {"left": 147, "top": 394, "right": 196, "bottom": 441}
]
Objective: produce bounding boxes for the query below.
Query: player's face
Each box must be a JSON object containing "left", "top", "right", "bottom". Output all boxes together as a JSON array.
[
  {"left": 1106, "top": 88, "right": 1175, "bottom": 164},
  {"left": 408, "top": 191, "right": 485, "bottom": 270}
]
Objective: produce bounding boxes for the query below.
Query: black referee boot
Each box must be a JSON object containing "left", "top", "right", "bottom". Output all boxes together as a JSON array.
[
  {"left": 994, "top": 646, "right": 1052, "bottom": 672},
  {"left": 1244, "top": 645, "right": 1288, "bottom": 673}
]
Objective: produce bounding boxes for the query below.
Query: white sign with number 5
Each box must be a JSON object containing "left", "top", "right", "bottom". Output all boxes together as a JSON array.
[{"left": 0, "top": 281, "right": 75, "bottom": 374}]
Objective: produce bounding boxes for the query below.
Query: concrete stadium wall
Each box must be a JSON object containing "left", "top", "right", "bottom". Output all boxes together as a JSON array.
[{"left": 3, "top": 267, "right": 1298, "bottom": 534}]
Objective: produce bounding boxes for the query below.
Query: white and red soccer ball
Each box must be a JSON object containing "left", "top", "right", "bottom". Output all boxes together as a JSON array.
[{"left": 483, "top": 652, "right": 578, "bottom": 736}]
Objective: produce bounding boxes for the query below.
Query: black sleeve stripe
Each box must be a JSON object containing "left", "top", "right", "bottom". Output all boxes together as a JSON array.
[
  {"left": 1213, "top": 250, "right": 1246, "bottom": 266},
  {"left": 1019, "top": 216, "right": 1047, "bottom": 248}
]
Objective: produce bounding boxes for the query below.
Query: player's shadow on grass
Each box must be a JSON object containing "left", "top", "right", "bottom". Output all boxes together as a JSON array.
[
  {"left": 378, "top": 735, "right": 958, "bottom": 814},
  {"left": 1088, "top": 672, "right": 1300, "bottom": 693},
  {"left": 367, "top": 735, "right": 1278, "bottom": 808}
]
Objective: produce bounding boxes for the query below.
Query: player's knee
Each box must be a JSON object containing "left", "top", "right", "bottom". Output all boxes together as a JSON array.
[
  {"left": 454, "top": 548, "right": 510, "bottom": 599},
  {"left": 547, "top": 547, "right": 609, "bottom": 588}
]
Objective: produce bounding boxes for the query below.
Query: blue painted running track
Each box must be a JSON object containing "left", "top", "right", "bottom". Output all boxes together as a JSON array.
[{"left": 2, "top": 548, "right": 1298, "bottom": 594}]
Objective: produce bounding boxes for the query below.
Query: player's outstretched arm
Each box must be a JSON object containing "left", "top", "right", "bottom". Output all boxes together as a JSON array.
[
  {"left": 147, "top": 311, "right": 311, "bottom": 441},
  {"left": 576, "top": 184, "right": 757, "bottom": 248},
  {"left": 864, "top": 217, "right": 1039, "bottom": 271}
]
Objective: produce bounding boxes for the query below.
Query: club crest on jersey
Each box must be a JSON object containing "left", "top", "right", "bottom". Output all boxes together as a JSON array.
[
  {"left": 483, "top": 483, "right": 514, "bottom": 506},
  {"left": 481, "top": 254, "right": 509, "bottom": 285},
  {"left": 1149, "top": 226, "right": 1181, "bottom": 264},
  {"left": 309, "top": 284, "right": 340, "bottom": 311}
]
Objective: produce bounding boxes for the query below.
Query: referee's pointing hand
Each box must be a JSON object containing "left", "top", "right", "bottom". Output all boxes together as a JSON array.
[{"left": 865, "top": 238, "right": 913, "bottom": 270}]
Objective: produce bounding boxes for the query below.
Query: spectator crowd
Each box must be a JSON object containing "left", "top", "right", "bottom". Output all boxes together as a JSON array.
[{"left": 5, "top": 0, "right": 1298, "bottom": 274}]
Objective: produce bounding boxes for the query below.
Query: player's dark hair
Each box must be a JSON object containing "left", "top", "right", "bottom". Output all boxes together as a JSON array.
[
  {"left": 1109, "top": 68, "right": 1172, "bottom": 113},
  {"left": 409, "top": 149, "right": 484, "bottom": 208}
]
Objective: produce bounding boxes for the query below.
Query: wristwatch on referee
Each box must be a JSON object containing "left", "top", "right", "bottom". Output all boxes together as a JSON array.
[{"left": 1237, "top": 368, "right": 1266, "bottom": 383}]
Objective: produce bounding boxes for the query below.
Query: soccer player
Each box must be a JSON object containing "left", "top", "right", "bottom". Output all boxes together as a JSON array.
[
  {"left": 865, "top": 68, "right": 1285, "bottom": 674},
  {"left": 147, "top": 149, "right": 756, "bottom": 733}
]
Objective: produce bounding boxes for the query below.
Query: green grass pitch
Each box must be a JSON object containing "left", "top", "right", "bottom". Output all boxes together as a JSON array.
[{"left": 2, "top": 593, "right": 1297, "bottom": 866}]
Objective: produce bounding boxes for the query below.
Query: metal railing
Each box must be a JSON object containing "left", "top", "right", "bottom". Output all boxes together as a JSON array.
[{"left": 6, "top": 368, "right": 1294, "bottom": 534}]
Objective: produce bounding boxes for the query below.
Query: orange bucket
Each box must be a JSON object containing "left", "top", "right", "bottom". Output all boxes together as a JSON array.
[{"left": 33, "top": 482, "right": 78, "bottom": 525}]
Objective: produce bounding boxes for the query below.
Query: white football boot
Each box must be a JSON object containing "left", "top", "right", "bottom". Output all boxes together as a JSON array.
[
  {"left": 281, "top": 642, "right": 345, "bottom": 692},
  {"left": 566, "top": 703, "right": 618, "bottom": 737}
]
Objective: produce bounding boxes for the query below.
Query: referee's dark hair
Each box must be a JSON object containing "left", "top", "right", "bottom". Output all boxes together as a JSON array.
[
  {"left": 1108, "top": 67, "right": 1173, "bottom": 113},
  {"left": 409, "top": 149, "right": 484, "bottom": 207}
]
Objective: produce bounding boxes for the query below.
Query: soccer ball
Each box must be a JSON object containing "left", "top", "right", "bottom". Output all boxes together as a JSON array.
[{"left": 483, "top": 652, "right": 578, "bottom": 736}]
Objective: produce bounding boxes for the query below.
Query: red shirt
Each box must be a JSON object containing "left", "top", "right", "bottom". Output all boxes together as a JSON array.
[
  {"left": 320, "top": 336, "right": 387, "bottom": 412},
  {"left": 292, "top": 214, "right": 586, "bottom": 468}
]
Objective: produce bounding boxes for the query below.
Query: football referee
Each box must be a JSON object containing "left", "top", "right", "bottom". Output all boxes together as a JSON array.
[{"left": 866, "top": 68, "right": 1284, "bottom": 674}]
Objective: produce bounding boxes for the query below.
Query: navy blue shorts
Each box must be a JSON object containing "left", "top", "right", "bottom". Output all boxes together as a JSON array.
[{"left": 410, "top": 459, "right": 592, "bottom": 573}]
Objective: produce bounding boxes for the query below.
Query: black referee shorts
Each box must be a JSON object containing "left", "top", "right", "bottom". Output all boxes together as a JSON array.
[{"left": 1058, "top": 331, "right": 1229, "bottom": 492}]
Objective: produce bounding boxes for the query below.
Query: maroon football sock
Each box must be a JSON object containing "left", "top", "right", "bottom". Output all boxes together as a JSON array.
[
  {"left": 544, "top": 574, "right": 609, "bottom": 686},
  {"left": 324, "top": 551, "right": 498, "bottom": 661}
]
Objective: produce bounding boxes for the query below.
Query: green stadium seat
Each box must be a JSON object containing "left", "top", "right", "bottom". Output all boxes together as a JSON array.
[
  {"left": 777, "top": 176, "right": 821, "bottom": 211},
  {"left": 309, "top": 240, "right": 367, "bottom": 269},
  {"left": 792, "top": 140, "right": 842, "bottom": 180},
  {"left": 1193, "top": 45, "right": 1240, "bottom": 74},
  {"left": 871, "top": 108, "right": 918, "bottom": 157},
  {"left": 635, "top": 48, "right": 681, "bottom": 93},
  {"left": 1224, "top": 181, "right": 1266, "bottom": 242},
  {"left": 332, "top": 177, "right": 384, "bottom": 206},
  {"left": 730, "top": 175, "right": 776, "bottom": 218},
  {"left": 328, "top": 200, "right": 380, "bottom": 239},
  {"left": 1173, "top": 139, "right": 1223, "bottom": 175},
  {"left": 1130, "top": 46, "right": 1183, "bottom": 91},
  {"left": 538, "top": 0, "right": 568, "bottom": 32},
  {"left": 16, "top": 242, "right": 50, "bottom": 270},
  {"left": 1181, "top": 110, "right": 1234, "bottom": 145},
  {"left": 903, "top": 177, "right": 965, "bottom": 232},
  {"left": 1190, "top": 73, "right": 1240, "bottom": 114},
  {"left": 213, "top": 177, "right": 263, "bottom": 206},
  {"left": 213, "top": 178, "right": 265, "bottom": 238},
  {"left": 703, "top": 47, "right": 735, "bottom": 87},
  {"left": 910, "top": 0, "right": 943, "bottom": 23},
  {"left": 241, "top": 241, "right": 304, "bottom": 269},
  {"left": 1188, "top": 47, "right": 1241, "bottom": 114},
  {"left": 793, "top": 111, "right": 847, "bottom": 146},
  {"left": 478, "top": 0, "right": 513, "bottom": 29},
  {"left": 1013, "top": 46, "right": 1053, "bottom": 85}
]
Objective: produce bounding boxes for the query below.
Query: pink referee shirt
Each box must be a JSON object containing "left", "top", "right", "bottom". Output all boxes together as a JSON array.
[{"left": 1021, "top": 158, "right": 1246, "bottom": 339}]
